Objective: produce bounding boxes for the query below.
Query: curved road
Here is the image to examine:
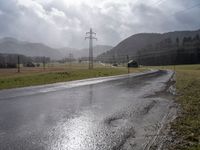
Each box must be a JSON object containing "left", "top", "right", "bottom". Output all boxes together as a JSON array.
[{"left": 0, "top": 70, "right": 176, "bottom": 150}]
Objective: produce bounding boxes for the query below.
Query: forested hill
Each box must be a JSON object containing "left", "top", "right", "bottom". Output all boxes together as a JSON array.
[{"left": 97, "top": 29, "right": 200, "bottom": 65}]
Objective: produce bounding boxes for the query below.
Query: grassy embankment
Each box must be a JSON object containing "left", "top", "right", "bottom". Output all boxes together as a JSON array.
[
  {"left": 0, "top": 63, "right": 145, "bottom": 90},
  {"left": 152, "top": 64, "right": 200, "bottom": 149},
  {"left": 172, "top": 65, "right": 200, "bottom": 150}
]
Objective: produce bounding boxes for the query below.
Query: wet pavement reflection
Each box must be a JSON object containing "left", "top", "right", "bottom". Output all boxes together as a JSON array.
[{"left": 0, "top": 70, "right": 176, "bottom": 150}]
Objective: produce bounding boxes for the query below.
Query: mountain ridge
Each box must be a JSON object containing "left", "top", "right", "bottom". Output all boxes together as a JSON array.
[{"left": 0, "top": 37, "right": 112, "bottom": 60}]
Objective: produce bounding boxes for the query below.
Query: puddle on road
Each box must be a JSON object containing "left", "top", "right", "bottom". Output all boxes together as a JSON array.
[{"left": 46, "top": 97, "right": 177, "bottom": 150}]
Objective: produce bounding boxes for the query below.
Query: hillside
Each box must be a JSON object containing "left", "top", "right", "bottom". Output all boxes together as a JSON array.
[
  {"left": 0, "top": 37, "right": 63, "bottom": 60},
  {"left": 0, "top": 37, "right": 112, "bottom": 60},
  {"left": 97, "top": 29, "right": 200, "bottom": 65}
]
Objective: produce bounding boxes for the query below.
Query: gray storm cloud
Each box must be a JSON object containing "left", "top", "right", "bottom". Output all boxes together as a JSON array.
[{"left": 0, "top": 0, "right": 200, "bottom": 48}]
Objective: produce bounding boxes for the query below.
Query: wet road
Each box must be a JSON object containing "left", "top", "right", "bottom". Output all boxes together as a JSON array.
[{"left": 0, "top": 70, "right": 176, "bottom": 150}]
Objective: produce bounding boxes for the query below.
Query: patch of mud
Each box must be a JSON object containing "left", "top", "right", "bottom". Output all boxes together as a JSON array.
[
  {"left": 144, "top": 71, "right": 176, "bottom": 99},
  {"left": 137, "top": 100, "right": 157, "bottom": 116},
  {"left": 103, "top": 100, "right": 158, "bottom": 127},
  {"left": 102, "top": 99, "right": 161, "bottom": 150},
  {"left": 108, "top": 118, "right": 128, "bottom": 128}
]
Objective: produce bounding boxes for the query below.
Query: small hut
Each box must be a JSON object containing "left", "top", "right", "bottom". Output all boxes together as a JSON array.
[{"left": 127, "top": 60, "right": 139, "bottom": 68}]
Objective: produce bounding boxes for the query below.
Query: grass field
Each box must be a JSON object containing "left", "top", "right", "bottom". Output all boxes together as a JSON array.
[
  {"left": 0, "top": 63, "right": 145, "bottom": 89},
  {"left": 152, "top": 64, "right": 200, "bottom": 149},
  {"left": 172, "top": 65, "right": 200, "bottom": 150}
]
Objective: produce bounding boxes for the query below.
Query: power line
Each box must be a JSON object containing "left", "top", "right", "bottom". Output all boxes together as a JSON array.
[
  {"left": 154, "top": 0, "right": 200, "bottom": 28},
  {"left": 151, "top": 0, "right": 200, "bottom": 16},
  {"left": 167, "top": 3, "right": 200, "bottom": 29},
  {"left": 153, "top": 0, "right": 166, "bottom": 6},
  {"left": 173, "top": 2, "right": 200, "bottom": 16}
]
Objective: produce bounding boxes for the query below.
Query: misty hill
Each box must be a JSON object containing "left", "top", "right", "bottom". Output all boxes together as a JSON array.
[
  {"left": 98, "top": 29, "right": 200, "bottom": 65},
  {"left": 0, "top": 37, "right": 112, "bottom": 60},
  {"left": 0, "top": 37, "right": 63, "bottom": 60},
  {"left": 58, "top": 45, "right": 113, "bottom": 58}
]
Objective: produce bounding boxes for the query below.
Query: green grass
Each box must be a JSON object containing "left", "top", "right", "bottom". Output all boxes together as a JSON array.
[
  {"left": 152, "top": 64, "right": 200, "bottom": 150},
  {"left": 0, "top": 67, "right": 144, "bottom": 89},
  {"left": 148, "top": 64, "right": 200, "bottom": 71},
  {"left": 171, "top": 66, "right": 200, "bottom": 150}
]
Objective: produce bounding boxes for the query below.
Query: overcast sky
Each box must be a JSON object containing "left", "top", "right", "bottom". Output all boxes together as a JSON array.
[{"left": 0, "top": 0, "right": 200, "bottom": 48}]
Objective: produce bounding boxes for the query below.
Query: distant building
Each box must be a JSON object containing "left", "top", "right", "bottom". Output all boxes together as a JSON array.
[
  {"left": 127, "top": 60, "right": 138, "bottom": 68},
  {"left": 24, "top": 62, "right": 35, "bottom": 67}
]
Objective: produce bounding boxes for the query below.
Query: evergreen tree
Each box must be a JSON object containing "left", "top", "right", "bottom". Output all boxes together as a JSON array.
[
  {"left": 176, "top": 37, "right": 179, "bottom": 46},
  {"left": 194, "top": 34, "right": 200, "bottom": 41}
]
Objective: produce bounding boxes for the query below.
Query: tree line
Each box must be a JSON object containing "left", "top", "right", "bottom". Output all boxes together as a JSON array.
[{"left": 0, "top": 53, "right": 50, "bottom": 68}]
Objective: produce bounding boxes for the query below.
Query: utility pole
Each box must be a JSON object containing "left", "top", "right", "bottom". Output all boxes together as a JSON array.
[
  {"left": 43, "top": 57, "right": 45, "bottom": 71},
  {"left": 69, "top": 53, "right": 73, "bottom": 69},
  {"left": 127, "top": 55, "right": 130, "bottom": 74},
  {"left": 17, "top": 55, "right": 20, "bottom": 73},
  {"left": 85, "top": 28, "right": 97, "bottom": 69}
]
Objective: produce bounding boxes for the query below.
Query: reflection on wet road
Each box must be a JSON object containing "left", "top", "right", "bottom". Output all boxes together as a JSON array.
[{"left": 0, "top": 70, "right": 176, "bottom": 150}]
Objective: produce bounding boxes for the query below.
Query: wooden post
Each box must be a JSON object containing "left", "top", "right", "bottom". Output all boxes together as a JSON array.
[
  {"left": 17, "top": 55, "right": 20, "bottom": 73},
  {"left": 127, "top": 55, "right": 129, "bottom": 74},
  {"left": 43, "top": 57, "right": 45, "bottom": 71}
]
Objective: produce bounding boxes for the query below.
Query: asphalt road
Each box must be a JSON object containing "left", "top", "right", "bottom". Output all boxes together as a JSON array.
[{"left": 0, "top": 70, "right": 176, "bottom": 150}]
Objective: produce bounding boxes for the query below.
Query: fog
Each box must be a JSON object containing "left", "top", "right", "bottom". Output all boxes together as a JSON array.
[{"left": 0, "top": 0, "right": 200, "bottom": 48}]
